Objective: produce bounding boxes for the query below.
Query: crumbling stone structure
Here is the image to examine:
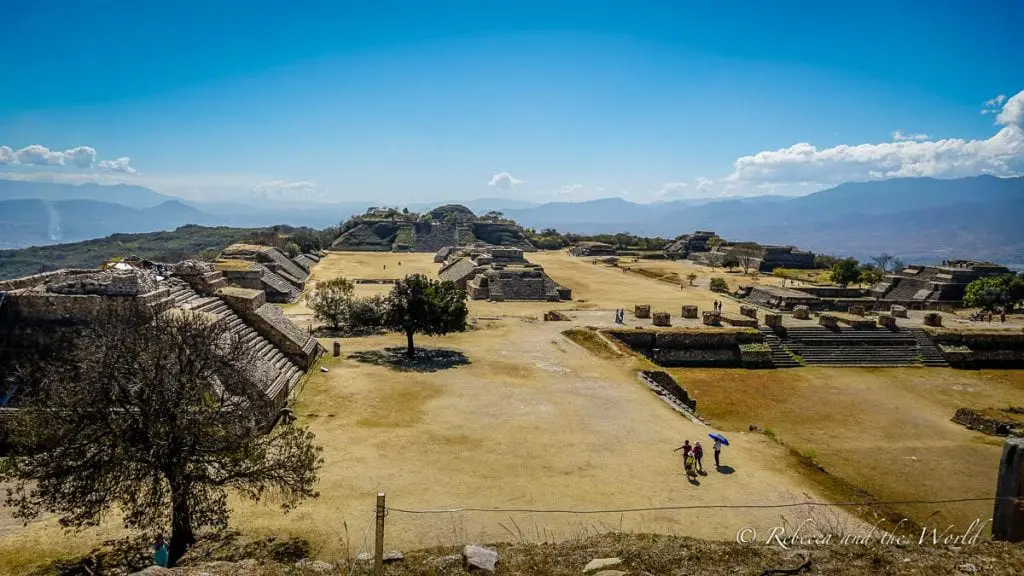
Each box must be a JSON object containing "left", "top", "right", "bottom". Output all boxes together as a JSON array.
[
  {"left": 568, "top": 241, "right": 617, "bottom": 257},
  {"left": 681, "top": 305, "right": 698, "bottom": 319},
  {"left": 740, "top": 305, "right": 757, "bottom": 319},
  {"left": 635, "top": 304, "right": 651, "bottom": 319},
  {"left": 0, "top": 266, "right": 323, "bottom": 428},
  {"left": 652, "top": 312, "right": 671, "bottom": 327},
  {"left": 793, "top": 305, "right": 810, "bottom": 320},
  {"left": 924, "top": 312, "right": 943, "bottom": 327},
  {"left": 879, "top": 313, "right": 897, "bottom": 329},
  {"left": 215, "top": 244, "right": 317, "bottom": 303},
  {"left": 702, "top": 311, "right": 721, "bottom": 326},
  {"left": 872, "top": 260, "right": 1011, "bottom": 311},
  {"left": 764, "top": 313, "right": 783, "bottom": 328},
  {"left": 818, "top": 314, "right": 839, "bottom": 329},
  {"left": 437, "top": 246, "right": 570, "bottom": 301},
  {"left": 664, "top": 231, "right": 719, "bottom": 259}
]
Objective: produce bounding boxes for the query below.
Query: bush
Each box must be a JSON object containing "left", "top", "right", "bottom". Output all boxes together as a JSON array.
[
  {"left": 347, "top": 295, "right": 387, "bottom": 334},
  {"left": 709, "top": 277, "right": 728, "bottom": 292},
  {"left": 306, "top": 277, "right": 354, "bottom": 331},
  {"left": 830, "top": 258, "right": 861, "bottom": 286}
]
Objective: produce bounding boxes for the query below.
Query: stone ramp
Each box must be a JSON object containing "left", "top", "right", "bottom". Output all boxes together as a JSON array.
[
  {"left": 757, "top": 327, "right": 801, "bottom": 368},
  {"left": 910, "top": 328, "right": 950, "bottom": 367},
  {"left": 770, "top": 326, "right": 933, "bottom": 367}
]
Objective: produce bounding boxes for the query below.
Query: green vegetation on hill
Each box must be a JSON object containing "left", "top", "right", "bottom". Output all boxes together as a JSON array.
[{"left": 0, "top": 225, "right": 329, "bottom": 281}]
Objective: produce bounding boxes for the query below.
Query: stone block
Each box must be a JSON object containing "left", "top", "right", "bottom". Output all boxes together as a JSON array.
[
  {"left": 681, "top": 304, "right": 698, "bottom": 318},
  {"left": 740, "top": 305, "right": 758, "bottom": 318},
  {"left": 849, "top": 304, "right": 866, "bottom": 316},
  {"left": 702, "top": 311, "right": 721, "bottom": 326},
  {"left": 924, "top": 312, "right": 943, "bottom": 327},
  {"left": 652, "top": 312, "right": 671, "bottom": 327},
  {"left": 463, "top": 544, "right": 498, "bottom": 572},
  {"left": 879, "top": 314, "right": 897, "bottom": 329},
  {"left": 764, "top": 313, "right": 783, "bottom": 328},
  {"left": 993, "top": 438, "right": 1024, "bottom": 542},
  {"left": 891, "top": 305, "right": 908, "bottom": 318},
  {"left": 634, "top": 304, "right": 651, "bottom": 319},
  {"left": 818, "top": 313, "right": 838, "bottom": 328},
  {"left": 333, "top": 341, "right": 341, "bottom": 357},
  {"left": 793, "top": 305, "right": 810, "bottom": 320}
]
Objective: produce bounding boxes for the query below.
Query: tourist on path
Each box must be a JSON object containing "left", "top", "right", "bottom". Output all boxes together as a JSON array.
[
  {"left": 673, "top": 440, "right": 692, "bottom": 462},
  {"left": 694, "top": 441, "right": 705, "bottom": 473},
  {"left": 152, "top": 534, "right": 169, "bottom": 567},
  {"left": 713, "top": 437, "right": 723, "bottom": 468}
]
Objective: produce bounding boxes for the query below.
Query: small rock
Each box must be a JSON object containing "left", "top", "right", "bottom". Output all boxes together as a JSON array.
[
  {"left": 463, "top": 543, "right": 499, "bottom": 572},
  {"left": 593, "top": 571, "right": 628, "bottom": 576},
  {"left": 957, "top": 563, "right": 978, "bottom": 574},
  {"left": 356, "top": 552, "right": 373, "bottom": 562},
  {"left": 320, "top": 366, "right": 329, "bottom": 372},
  {"left": 295, "top": 558, "right": 335, "bottom": 573},
  {"left": 584, "top": 558, "right": 624, "bottom": 573},
  {"left": 383, "top": 551, "right": 405, "bottom": 563}
]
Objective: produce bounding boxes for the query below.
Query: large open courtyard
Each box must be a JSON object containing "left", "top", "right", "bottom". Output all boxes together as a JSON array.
[{"left": 1, "top": 250, "right": 1020, "bottom": 573}]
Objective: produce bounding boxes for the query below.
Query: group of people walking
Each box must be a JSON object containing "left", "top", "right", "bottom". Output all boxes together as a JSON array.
[
  {"left": 673, "top": 438, "right": 724, "bottom": 482},
  {"left": 712, "top": 300, "right": 723, "bottom": 313},
  {"left": 614, "top": 308, "right": 626, "bottom": 324}
]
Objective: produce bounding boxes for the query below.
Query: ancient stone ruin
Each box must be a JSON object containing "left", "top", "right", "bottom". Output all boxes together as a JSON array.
[
  {"left": 702, "top": 311, "right": 721, "bottom": 326},
  {"left": 681, "top": 304, "right": 698, "bottom": 319},
  {"left": 652, "top": 312, "right": 671, "bottom": 327},
  {"left": 568, "top": 241, "right": 617, "bottom": 257},
  {"left": 924, "top": 312, "right": 943, "bottom": 327},
  {"left": 667, "top": 231, "right": 815, "bottom": 272},
  {"left": 871, "top": 260, "right": 1010, "bottom": 311},
  {"left": 793, "top": 305, "right": 810, "bottom": 320},
  {"left": 764, "top": 313, "right": 783, "bottom": 328},
  {"left": 0, "top": 265, "right": 323, "bottom": 428},
  {"left": 215, "top": 244, "right": 317, "bottom": 303},
  {"left": 740, "top": 305, "right": 757, "bottom": 319},
  {"left": 437, "top": 246, "right": 571, "bottom": 301},
  {"left": 634, "top": 304, "right": 651, "bottom": 319}
]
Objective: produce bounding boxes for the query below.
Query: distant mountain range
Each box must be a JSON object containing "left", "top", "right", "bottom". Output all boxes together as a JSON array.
[{"left": 1, "top": 175, "right": 1021, "bottom": 264}]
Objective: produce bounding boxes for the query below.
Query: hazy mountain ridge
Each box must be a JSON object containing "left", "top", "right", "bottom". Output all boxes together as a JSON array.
[{"left": 1, "top": 175, "right": 1021, "bottom": 263}]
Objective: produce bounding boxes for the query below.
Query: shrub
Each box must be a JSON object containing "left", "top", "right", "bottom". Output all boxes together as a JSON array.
[
  {"left": 306, "top": 277, "right": 354, "bottom": 331},
  {"left": 709, "top": 277, "right": 728, "bottom": 293},
  {"left": 347, "top": 295, "right": 387, "bottom": 334}
]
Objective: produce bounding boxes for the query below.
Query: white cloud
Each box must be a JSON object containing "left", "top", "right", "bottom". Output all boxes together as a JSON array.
[
  {"left": 15, "top": 144, "right": 66, "bottom": 166},
  {"left": 891, "top": 130, "right": 930, "bottom": 142},
  {"left": 986, "top": 94, "right": 1007, "bottom": 107},
  {"left": 63, "top": 146, "right": 97, "bottom": 168},
  {"left": 0, "top": 146, "right": 14, "bottom": 165},
  {"left": 996, "top": 91, "right": 1024, "bottom": 128},
  {"left": 251, "top": 180, "right": 324, "bottom": 199},
  {"left": 725, "top": 89, "right": 1024, "bottom": 186},
  {"left": 695, "top": 177, "right": 714, "bottom": 191},
  {"left": 487, "top": 171, "right": 523, "bottom": 189},
  {"left": 98, "top": 157, "right": 138, "bottom": 175},
  {"left": 557, "top": 183, "right": 585, "bottom": 196}
]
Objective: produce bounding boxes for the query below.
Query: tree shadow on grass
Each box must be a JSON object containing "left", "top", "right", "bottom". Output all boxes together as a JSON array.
[{"left": 348, "top": 347, "right": 471, "bottom": 373}]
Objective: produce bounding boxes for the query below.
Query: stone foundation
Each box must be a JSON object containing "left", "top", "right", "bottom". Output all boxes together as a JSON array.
[
  {"left": 681, "top": 305, "right": 698, "bottom": 319},
  {"left": 764, "top": 313, "right": 782, "bottom": 328},
  {"left": 702, "top": 311, "right": 721, "bottom": 326},
  {"left": 891, "top": 305, "right": 908, "bottom": 318},
  {"left": 635, "top": 304, "right": 651, "bottom": 319},
  {"left": 793, "top": 305, "right": 810, "bottom": 320},
  {"left": 543, "top": 310, "right": 569, "bottom": 321},
  {"left": 722, "top": 314, "right": 758, "bottom": 328},
  {"left": 849, "top": 304, "right": 866, "bottom": 316},
  {"left": 652, "top": 312, "right": 671, "bottom": 327},
  {"left": 740, "top": 305, "right": 757, "bottom": 319},
  {"left": 818, "top": 313, "right": 839, "bottom": 328},
  {"left": 924, "top": 312, "right": 943, "bottom": 327},
  {"left": 879, "top": 313, "right": 897, "bottom": 329}
]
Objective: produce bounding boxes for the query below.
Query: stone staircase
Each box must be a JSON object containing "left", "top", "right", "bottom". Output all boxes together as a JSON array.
[
  {"left": 758, "top": 327, "right": 801, "bottom": 368},
  {"left": 910, "top": 328, "right": 950, "bottom": 367},
  {"left": 772, "top": 326, "right": 925, "bottom": 367},
  {"left": 164, "top": 280, "right": 304, "bottom": 406}
]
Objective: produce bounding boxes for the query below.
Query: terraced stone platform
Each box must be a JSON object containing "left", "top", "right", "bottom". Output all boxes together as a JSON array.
[{"left": 764, "top": 325, "right": 947, "bottom": 367}]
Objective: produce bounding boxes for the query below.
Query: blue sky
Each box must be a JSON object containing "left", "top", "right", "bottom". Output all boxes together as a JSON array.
[{"left": 1, "top": 1, "right": 1022, "bottom": 204}]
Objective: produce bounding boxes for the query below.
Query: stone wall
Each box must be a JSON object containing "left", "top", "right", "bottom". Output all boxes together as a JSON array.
[
  {"left": 217, "top": 288, "right": 320, "bottom": 370},
  {"left": 640, "top": 370, "right": 697, "bottom": 410}
]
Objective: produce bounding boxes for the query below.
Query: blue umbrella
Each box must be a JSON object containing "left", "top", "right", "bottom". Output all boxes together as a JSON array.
[{"left": 708, "top": 432, "right": 729, "bottom": 446}]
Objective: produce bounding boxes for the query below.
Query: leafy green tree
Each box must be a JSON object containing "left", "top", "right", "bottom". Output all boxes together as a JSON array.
[
  {"left": 830, "top": 258, "right": 862, "bottom": 286},
  {"left": 346, "top": 295, "right": 387, "bottom": 335},
  {"left": 306, "top": 277, "right": 355, "bottom": 331},
  {"left": 384, "top": 274, "right": 469, "bottom": 358},
  {"left": 858, "top": 264, "right": 885, "bottom": 285},
  {"left": 0, "top": 303, "right": 322, "bottom": 567},
  {"left": 282, "top": 242, "right": 302, "bottom": 258},
  {"left": 963, "top": 274, "right": 1024, "bottom": 311},
  {"left": 289, "top": 230, "right": 323, "bottom": 253},
  {"left": 709, "top": 277, "right": 729, "bottom": 293},
  {"left": 686, "top": 273, "right": 697, "bottom": 286},
  {"left": 814, "top": 254, "right": 841, "bottom": 269}
]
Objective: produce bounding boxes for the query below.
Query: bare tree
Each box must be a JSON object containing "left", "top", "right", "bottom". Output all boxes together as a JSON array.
[
  {"left": 0, "top": 303, "right": 323, "bottom": 566},
  {"left": 739, "top": 255, "right": 760, "bottom": 275},
  {"left": 871, "top": 253, "right": 905, "bottom": 274}
]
